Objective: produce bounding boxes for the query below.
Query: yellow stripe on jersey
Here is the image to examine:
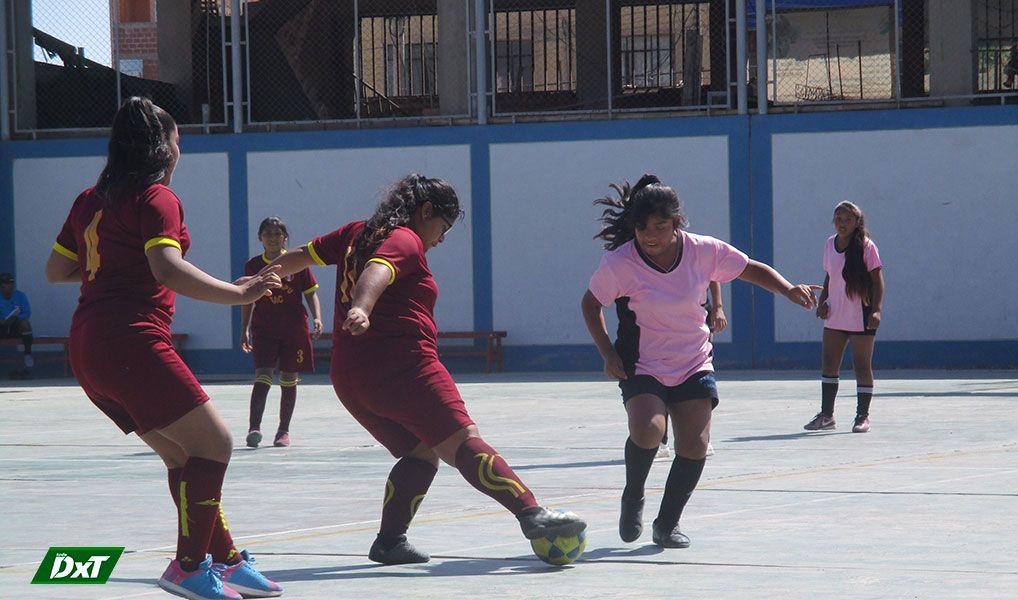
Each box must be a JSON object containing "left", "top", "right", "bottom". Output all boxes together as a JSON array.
[
  {"left": 306, "top": 241, "right": 326, "bottom": 266},
  {"left": 366, "top": 258, "right": 397, "bottom": 286},
  {"left": 303, "top": 283, "right": 320, "bottom": 295},
  {"left": 262, "top": 248, "right": 287, "bottom": 264},
  {"left": 52, "top": 242, "right": 78, "bottom": 261},
  {"left": 144, "top": 236, "right": 182, "bottom": 253}
]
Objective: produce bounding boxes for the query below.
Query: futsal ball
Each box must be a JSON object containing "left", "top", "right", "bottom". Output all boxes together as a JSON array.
[{"left": 530, "top": 529, "right": 587, "bottom": 566}]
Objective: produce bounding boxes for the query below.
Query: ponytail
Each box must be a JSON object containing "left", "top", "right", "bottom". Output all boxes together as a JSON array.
[{"left": 593, "top": 174, "right": 686, "bottom": 251}]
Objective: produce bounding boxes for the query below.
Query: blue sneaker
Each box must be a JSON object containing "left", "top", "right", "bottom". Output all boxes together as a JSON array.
[
  {"left": 215, "top": 550, "right": 283, "bottom": 598},
  {"left": 158, "top": 555, "right": 242, "bottom": 600}
]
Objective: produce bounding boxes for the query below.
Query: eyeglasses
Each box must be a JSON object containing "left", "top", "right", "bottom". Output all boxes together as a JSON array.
[{"left": 438, "top": 214, "right": 455, "bottom": 235}]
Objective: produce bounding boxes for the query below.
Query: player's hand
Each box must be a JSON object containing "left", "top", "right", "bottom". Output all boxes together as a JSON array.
[
  {"left": 866, "top": 310, "right": 881, "bottom": 330},
  {"left": 710, "top": 306, "right": 728, "bottom": 333},
  {"left": 342, "top": 307, "right": 370, "bottom": 335},
  {"left": 240, "top": 331, "right": 252, "bottom": 353},
  {"left": 238, "top": 265, "right": 282, "bottom": 304},
  {"left": 602, "top": 349, "right": 627, "bottom": 380},
  {"left": 816, "top": 302, "right": 830, "bottom": 320},
  {"left": 785, "top": 284, "right": 818, "bottom": 310},
  {"left": 311, "top": 318, "right": 324, "bottom": 340}
]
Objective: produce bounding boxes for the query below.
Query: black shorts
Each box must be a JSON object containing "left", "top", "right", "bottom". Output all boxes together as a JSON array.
[
  {"left": 824, "top": 327, "right": 876, "bottom": 337},
  {"left": 620, "top": 371, "right": 719, "bottom": 409}
]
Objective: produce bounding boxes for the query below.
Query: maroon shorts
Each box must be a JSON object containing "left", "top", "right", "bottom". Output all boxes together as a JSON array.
[
  {"left": 69, "top": 323, "right": 208, "bottom": 435},
  {"left": 331, "top": 356, "right": 474, "bottom": 457},
  {"left": 251, "top": 330, "right": 314, "bottom": 373}
]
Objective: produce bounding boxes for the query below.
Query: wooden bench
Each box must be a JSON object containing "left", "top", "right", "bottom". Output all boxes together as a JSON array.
[
  {"left": 315, "top": 330, "right": 507, "bottom": 373},
  {"left": 0, "top": 334, "right": 189, "bottom": 376}
]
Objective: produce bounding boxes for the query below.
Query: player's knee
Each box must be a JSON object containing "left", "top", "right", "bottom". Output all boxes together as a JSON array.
[{"left": 629, "top": 423, "right": 665, "bottom": 449}]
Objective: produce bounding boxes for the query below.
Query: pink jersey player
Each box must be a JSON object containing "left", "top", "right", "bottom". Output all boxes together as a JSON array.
[{"left": 804, "top": 201, "right": 885, "bottom": 434}]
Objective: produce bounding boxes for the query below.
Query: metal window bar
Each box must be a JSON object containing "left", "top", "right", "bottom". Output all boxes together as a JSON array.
[
  {"left": 491, "top": 6, "right": 576, "bottom": 113},
  {"left": 976, "top": 0, "right": 1017, "bottom": 93}
]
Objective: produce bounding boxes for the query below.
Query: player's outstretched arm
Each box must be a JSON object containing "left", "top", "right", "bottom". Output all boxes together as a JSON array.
[
  {"left": 342, "top": 262, "right": 392, "bottom": 335},
  {"left": 737, "top": 260, "right": 818, "bottom": 310},
  {"left": 147, "top": 245, "right": 281, "bottom": 305},
  {"left": 44, "top": 249, "right": 80, "bottom": 283},
  {"left": 266, "top": 246, "right": 317, "bottom": 278}
]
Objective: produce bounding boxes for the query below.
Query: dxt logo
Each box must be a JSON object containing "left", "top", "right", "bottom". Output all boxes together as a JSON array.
[{"left": 31, "top": 547, "right": 124, "bottom": 584}]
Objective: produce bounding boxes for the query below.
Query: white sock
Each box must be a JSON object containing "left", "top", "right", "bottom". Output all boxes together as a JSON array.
[{"left": 24, "top": 355, "right": 33, "bottom": 368}]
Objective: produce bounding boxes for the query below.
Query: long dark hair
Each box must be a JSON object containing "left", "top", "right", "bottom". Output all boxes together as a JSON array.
[
  {"left": 835, "top": 201, "right": 872, "bottom": 301},
  {"left": 96, "top": 97, "right": 177, "bottom": 205},
  {"left": 354, "top": 173, "right": 463, "bottom": 260},
  {"left": 258, "top": 216, "right": 290, "bottom": 245},
  {"left": 593, "top": 174, "right": 688, "bottom": 251}
]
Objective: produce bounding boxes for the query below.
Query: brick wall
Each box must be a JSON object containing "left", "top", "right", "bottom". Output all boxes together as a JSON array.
[{"left": 116, "top": 23, "right": 159, "bottom": 80}]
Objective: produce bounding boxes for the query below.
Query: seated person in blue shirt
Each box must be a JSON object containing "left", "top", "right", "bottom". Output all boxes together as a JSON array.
[{"left": 0, "top": 273, "right": 34, "bottom": 379}]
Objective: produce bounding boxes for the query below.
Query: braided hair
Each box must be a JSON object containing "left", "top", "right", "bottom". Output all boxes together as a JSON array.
[
  {"left": 593, "top": 174, "right": 688, "bottom": 251},
  {"left": 354, "top": 173, "right": 463, "bottom": 261},
  {"left": 96, "top": 97, "right": 177, "bottom": 206},
  {"left": 834, "top": 201, "right": 872, "bottom": 301}
]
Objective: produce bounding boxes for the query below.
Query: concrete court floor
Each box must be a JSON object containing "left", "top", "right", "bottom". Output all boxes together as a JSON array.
[{"left": 1, "top": 370, "right": 1016, "bottom": 600}]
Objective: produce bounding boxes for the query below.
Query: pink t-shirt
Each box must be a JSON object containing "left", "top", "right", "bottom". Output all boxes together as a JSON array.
[
  {"left": 588, "top": 231, "right": 749, "bottom": 386},
  {"left": 822, "top": 234, "right": 882, "bottom": 332}
]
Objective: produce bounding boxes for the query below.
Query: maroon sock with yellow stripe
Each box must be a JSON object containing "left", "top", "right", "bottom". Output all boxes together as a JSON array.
[
  {"left": 173, "top": 457, "right": 228, "bottom": 569},
  {"left": 453, "top": 437, "right": 537, "bottom": 515},
  {"left": 168, "top": 467, "right": 240, "bottom": 565},
  {"left": 379, "top": 457, "right": 439, "bottom": 538}
]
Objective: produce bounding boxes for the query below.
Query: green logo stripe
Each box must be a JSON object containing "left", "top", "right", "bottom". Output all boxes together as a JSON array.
[{"left": 31, "top": 547, "right": 125, "bottom": 584}]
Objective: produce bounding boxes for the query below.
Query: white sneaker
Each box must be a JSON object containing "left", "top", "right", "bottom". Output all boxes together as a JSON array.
[
  {"left": 705, "top": 442, "right": 715, "bottom": 458},
  {"left": 654, "top": 444, "right": 672, "bottom": 460}
]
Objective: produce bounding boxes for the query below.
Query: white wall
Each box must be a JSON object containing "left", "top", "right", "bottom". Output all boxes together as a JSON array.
[
  {"left": 773, "top": 125, "right": 1018, "bottom": 342},
  {"left": 13, "top": 153, "right": 233, "bottom": 349},
  {"left": 490, "top": 136, "right": 732, "bottom": 345},
  {"left": 246, "top": 146, "right": 473, "bottom": 334}
]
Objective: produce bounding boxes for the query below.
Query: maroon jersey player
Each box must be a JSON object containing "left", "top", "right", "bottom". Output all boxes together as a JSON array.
[
  {"left": 240, "top": 216, "right": 322, "bottom": 449},
  {"left": 45, "top": 97, "right": 283, "bottom": 600},
  {"left": 269, "top": 173, "right": 586, "bottom": 565}
]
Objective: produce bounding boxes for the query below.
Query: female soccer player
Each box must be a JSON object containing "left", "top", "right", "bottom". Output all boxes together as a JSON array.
[
  {"left": 45, "top": 97, "right": 283, "bottom": 600},
  {"left": 580, "top": 174, "right": 817, "bottom": 548},
  {"left": 268, "top": 173, "right": 586, "bottom": 565},
  {"left": 803, "top": 201, "right": 883, "bottom": 433},
  {"left": 241, "top": 216, "right": 323, "bottom": 448}
]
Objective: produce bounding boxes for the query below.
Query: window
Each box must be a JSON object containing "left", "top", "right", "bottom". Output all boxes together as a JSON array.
[
  {"left": 496, "top": 39, "right": 534, "bottom": 93},
  {"left": 385, "top": 42, "right": 437, "bottom": 97},
  {"left": 622, "top": 35, "right": 674, "bottom": 88}
]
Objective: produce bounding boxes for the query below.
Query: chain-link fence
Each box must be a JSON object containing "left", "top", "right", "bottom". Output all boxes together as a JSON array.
[
  {"left": 765, "top": 1, "right": 897, "bottom": 105},
  {"left": 7, "top": 0, "right": 229, "bottom": 132},
  {"left": 489, "top": 0, "right": 731, "bottom": 116},
  {"left": 245, "top": 0, "right": 473, "bottom": 125},
  {"left": 4, "top": 1, "right": 1017, "bottom": 135}
]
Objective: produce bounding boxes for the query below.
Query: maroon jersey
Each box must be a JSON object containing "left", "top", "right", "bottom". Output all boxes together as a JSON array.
[
  {"left": 54, "top": 184, "right": 190, "bottom": 332},
  {"left": 244, "top": 253, "right": 318, "bottom": 338},
  {"left": 308, "top": 222, "right": 439, "bottom": 362}
]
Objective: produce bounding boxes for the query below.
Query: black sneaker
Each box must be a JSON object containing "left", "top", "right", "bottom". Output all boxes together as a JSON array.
[
  {"left": 517, "top": 507, "right": 587, "bottom": 540},
  {"left": 619, "top": 497, "right": 644, "bottom": 542},
  {"left": 651, "top": 520, "right": 690, "bottom": 548},
  {"left": 368, "top": 534, "right": 430, "bottom": 565}
]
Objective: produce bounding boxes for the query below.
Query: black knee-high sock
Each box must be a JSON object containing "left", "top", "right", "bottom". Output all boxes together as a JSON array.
[
  {"left": 655, "top": 456, "right": 707, "bottom": 527},
  {"left": 21, "top": 331, "right": 33, "bottom": 355},
  {"left": 623, "top": 437, "right": 658, "bottom": 500},
  {"left": 856, "top": 386, "right": 873, "bottom": 417},
  {"left": 249, "top": 376, "right": 271, "bottom": 431},
  {"left": 821, "top": 375, "right": 839, "bottom": 416}
]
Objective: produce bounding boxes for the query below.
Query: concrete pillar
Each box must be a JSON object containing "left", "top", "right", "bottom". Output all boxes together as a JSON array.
[
  {"left": 575, "top": 1, "right": 619, "bottom": 111},
  {"left": 13, "top": 0, "right": 35, "bottom": 130},
  {"left": 928, "top": 0, "right": 975, "bottom": 97},
  {"left": 437, "top": 0, "right": 469, "bottom": 115},
  {"left": 156, "top": 0, "right": 193, "bottom": 117}
]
